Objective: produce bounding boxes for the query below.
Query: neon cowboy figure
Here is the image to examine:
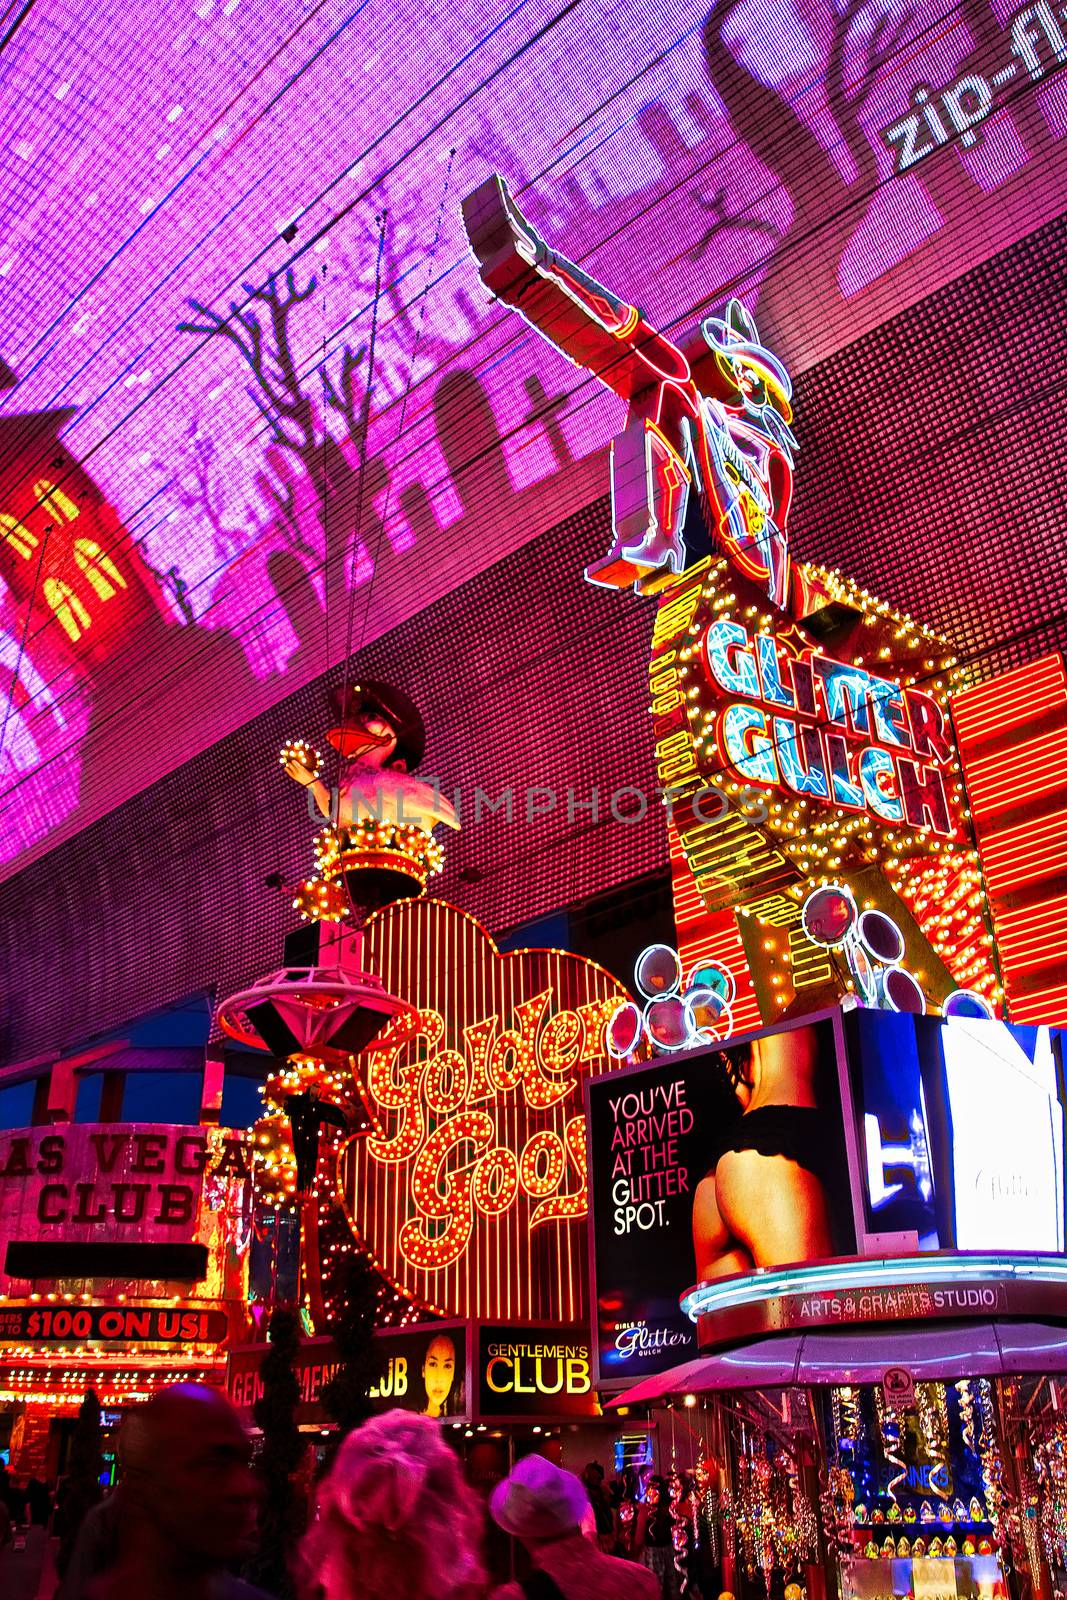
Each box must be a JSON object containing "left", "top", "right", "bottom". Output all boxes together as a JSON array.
[{"left": 463, "top": 175, "right": 798, "bottom": 610}]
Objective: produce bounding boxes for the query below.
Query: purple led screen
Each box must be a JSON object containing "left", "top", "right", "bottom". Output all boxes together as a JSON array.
[{"left": 1, "top": 0, "right": 1065, "bottom": 876}]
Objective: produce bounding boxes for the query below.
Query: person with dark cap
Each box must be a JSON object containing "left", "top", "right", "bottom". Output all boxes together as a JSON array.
[
  {"left": 61, "top": 1383, "right": 269, "bottom": 1600},
  {"left": 282, "top": 679, "right": 459, "bottom": 914},
  {"left": 490, "top": 1453, "right": 659, "bottom": 1600},
  {"left": 580, "top": 1463, "right": 616, "bottom": 1554}
]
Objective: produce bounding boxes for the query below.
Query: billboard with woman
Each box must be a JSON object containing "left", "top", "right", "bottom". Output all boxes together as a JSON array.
[
  {"left": 586, "top": 1014, "right": 856, "bottom": 1384},
  {"left": 846, "top": 1011, "right": 1066, "bottom": 1256},
  {"left": 587, "top": 1010, "right": 1067, "bottom": 1384}
]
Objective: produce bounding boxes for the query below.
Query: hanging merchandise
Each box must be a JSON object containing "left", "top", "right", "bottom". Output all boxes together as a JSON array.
[
  {"left": 833, "top": 1386, "right": 861, "bottom": 1450},
  {"left": 976, "top": 1378, "right": 1012, "bottom": 1562},
  {"left": 825, "top": 1386, "right": 859, "bottom": 1554},
  {"left": 668, "top": 1469, "right": 693, "bottom": 1597},
  {"left": 720, "top": 1477, "right": 736, "bottom": 1569},
  {"left": 874, "top": 1388, "right": 907, "bottom": 1504},
  {"left": 666, "top": 1406, "right": 692, "bottom": 1597},
  {"left": 786, "top": 1454, "right": 819, "bottom": 1568},
  {"left": 957, "top": 1378, "right": 978, "bottom": 1455},
  {"left": 821, "top": 1466, "right": 855, "bottom": 1557},
  {"left": 1017, "top": 1453, "right": 1045, "bottom": 1587},
  {"left": 730, "top": 1426, "right": 815, "bottom": 1593},
  {"left": 694, "top": 1454, "right": 723, "bottom": 1567},
  {"left": 915, "top": 1381, "right": 951, "bottom": 1501},
  {"left": 1033, "top": 1416, "right": 1067, "bottom": 1572}
]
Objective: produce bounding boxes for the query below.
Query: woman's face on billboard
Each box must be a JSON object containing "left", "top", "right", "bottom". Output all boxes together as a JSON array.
[{"left": 422, "top": 1335, "right": 456, "bottom": 1415}]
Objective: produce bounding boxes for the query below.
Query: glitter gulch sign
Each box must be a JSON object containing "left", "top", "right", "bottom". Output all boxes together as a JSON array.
[
  {"left": 647, "top": 555, "right": 1001, "bottom": 1024},
  {"left": 335, "top": 899, "right": 625, "bottom": 1322}
]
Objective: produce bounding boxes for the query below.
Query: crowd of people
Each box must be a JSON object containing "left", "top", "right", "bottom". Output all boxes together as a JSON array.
[
  {"left": 19, "top": 1384, "right": 727, "bottom": 1600},
  {"left": 579, "top": 1461, "right": 719, "bottom": 1598}
]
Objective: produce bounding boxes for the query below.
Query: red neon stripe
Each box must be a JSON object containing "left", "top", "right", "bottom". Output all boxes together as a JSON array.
[
  {"left": 955, "top": 660, "right": 1065, "bottom": 725},
  {"left": 984, "top": 847, "right": 1067, "bottom": 891},
  {"left": 1009, "top": 983, "right": 1067, "bottom": 1025},
  {"left": 955, "top": 690, "right": 1064, "bottom": 749},
  {"left": 979, "top": 808, "right": 1067, "bottom": 889},
  {"left": 954, "top": 656, "right": 1067, "bottom": 748},
  {"left": 957, "top": 655, "right": 1064, "bottom": 710},
  {"left": 965, "top": 729, "right": 1067, "bottom": 817},
  {"left": 996, "top": 892, "right": 1067, "bottom": 942},
  {"left": 999, "top": 944, "right": 1067, "bottom": 976}
]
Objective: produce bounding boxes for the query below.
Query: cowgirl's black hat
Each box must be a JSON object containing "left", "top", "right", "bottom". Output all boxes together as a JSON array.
[{"left": 326, "top": 679, "right": 426, "bottom": 771}]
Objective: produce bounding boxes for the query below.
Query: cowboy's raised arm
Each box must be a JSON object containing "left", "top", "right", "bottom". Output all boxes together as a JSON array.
[{"left": 462, "top": 175, "right": 687, "bottom": 401}]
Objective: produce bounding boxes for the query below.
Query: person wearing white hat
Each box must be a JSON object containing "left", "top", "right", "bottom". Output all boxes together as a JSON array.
[{"left": 489, "top": 1453, "right": 659, "bottom": 1600}]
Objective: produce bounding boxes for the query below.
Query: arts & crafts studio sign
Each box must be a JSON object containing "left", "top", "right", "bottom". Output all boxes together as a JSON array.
[
  {"left": 683, "top": 1263, "right": 1067, "bottom": 1350},
  {"left": 702, "top": 620, "right": 955, "bottom": 836},
  {"left": 0, "top": 1124, "right": 250, "bottom": 1231}
]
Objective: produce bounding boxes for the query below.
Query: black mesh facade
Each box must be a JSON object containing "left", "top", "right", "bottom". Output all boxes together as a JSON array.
[
  {"left": 789, "top": 216, "right": 1067, "bottom": 676},
  {"left": 2, "top": 213, "right": 1065, "bottom": 1067}
]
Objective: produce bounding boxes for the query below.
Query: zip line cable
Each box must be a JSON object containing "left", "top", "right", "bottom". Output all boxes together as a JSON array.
[
  {"left": 0, "top": 7, "right": 1062, "bottom": 784},
  {"left": 329, "top": 210, "right": 387, "bottom": 923},
  {"left": 346, "top": 148, "right": 458, "bottom": 665}
]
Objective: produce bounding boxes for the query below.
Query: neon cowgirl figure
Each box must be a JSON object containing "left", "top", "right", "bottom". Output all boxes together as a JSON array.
[
  {"left": 462, "top": 176, "right": 798, "bottom": 609},
  {"left": 283, "top": 680, "right": 459, "bottom": 914}
]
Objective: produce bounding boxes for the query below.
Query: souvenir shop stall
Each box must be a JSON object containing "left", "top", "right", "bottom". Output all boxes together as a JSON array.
[
  {"left": 583, "top": 1002, "right": 1067, "bottom": 1600},
  {"left": 601, "top": 1347, "right": 1067, "bottom": 1600}
]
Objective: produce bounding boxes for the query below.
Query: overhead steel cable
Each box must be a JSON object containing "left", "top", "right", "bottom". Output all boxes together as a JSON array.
[{"left": 0, "top": 0, "right": 1058, "bottom": 806}]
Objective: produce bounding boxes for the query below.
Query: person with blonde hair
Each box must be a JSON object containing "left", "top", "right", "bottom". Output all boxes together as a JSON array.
[{"left": 298, "top": 1410, "right": 485, "bottom": 1600}]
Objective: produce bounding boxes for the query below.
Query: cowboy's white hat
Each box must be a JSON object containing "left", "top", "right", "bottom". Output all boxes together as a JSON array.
[
  {"left": 701, "top": 298, "right": 792, "bottom": 404},
  {"left": 489, "top": 1454, "right": 590, "bottom": 1540}
]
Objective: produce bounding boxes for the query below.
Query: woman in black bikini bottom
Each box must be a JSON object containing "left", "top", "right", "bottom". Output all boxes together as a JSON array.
[{"left": 691, "top": 1025, "right": 839, "bottom": 1280}]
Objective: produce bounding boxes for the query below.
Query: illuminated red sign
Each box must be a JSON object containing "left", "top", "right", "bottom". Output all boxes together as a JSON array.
[
  {"left": 0, "top": 1124, "right": 250, "bottom": 1232},
  {"left": 228, "top": 1336, "right": 341, "bottom": 1425},
  {"left": 335, "top": 900, "right": 625, "bottom": 1322},
  {"left": 953, "top": 653, "right": 1067, "bottom": 1025},
  {"left": 648, "top": 557, "right": 999, "bottom": 1021}
]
